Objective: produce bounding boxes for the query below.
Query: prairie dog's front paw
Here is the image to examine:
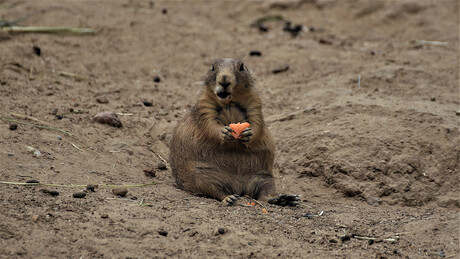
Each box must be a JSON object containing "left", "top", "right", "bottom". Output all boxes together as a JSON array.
[
  {"left": 268, "top": 194, "right": 300, "bottom": 206},
  {"left": 238, "top": 127, "right": 253, "bottom": 143},
  {"left": 221, "top": 195, "right": 239, "bottom": 206},
  {"left": 221, "top": 126, "right": 235, "bottom": 141}
]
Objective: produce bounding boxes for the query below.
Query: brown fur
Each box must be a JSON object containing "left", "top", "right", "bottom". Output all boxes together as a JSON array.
[{"left": 169, "top": 58, "right": 276, "bottom": 202}]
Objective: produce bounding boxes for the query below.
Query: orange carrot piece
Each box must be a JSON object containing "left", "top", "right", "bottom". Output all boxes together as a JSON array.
[
  {"left": 229, "top": 122, "right": 250, "bottom": 139},
  {"left": 262, "top": 208, "right": 268, "bottom": 214}
]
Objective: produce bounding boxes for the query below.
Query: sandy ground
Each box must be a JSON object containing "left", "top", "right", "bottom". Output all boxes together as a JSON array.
[{"left": 0, "top": 0, "right": 459, "bottom": 258}]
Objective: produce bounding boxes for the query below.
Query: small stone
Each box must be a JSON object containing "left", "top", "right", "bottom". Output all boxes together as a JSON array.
[
  {"left": 51, "top": 108, "right": 58, "bottom": 115},
  {"left": 329, "top": 238, "right": 338, "bottom": 243},
  {"left": 33, "top": 45, "right": 41, "bottom": 56},
  {"left": 272, "top": 65, "right": 289, "bottom": 74},
  {"left": 430, "top": 96, "right": 436, "bottom": 101},
  {"left": 157, "top": 162, "right": 167, "bottom": 170},
  {"left": 456, "top": 111, "right": 460, "bottom": 116},
  {"left": 9, "top": 124, "right": 18, "bottom": 130},
  {"left": 93, "top": 111, "right": 122, "bottom": 128},
  {"left": 370, "top": 50, "right": 376, "bottom": 55},
  {"left": 143, "top": 100, "right": 153, "bottom": 107},
  {"left": 31, "top": 215, "right": 40, "bottom": 221},
  {"left": 7, "top": 153, "right": 14, "bottom": 156},
  {"left": 100, "top": 213, "right": 109, "bottom": 218},
  {"left": 340, "top": 235, "right": 352, "bottom": 242},
  {"left": 96, "top": 96, "right": 109, "bottom": 104},
  {"left": 26, "top": 179, "right": 40, "bottom": 184},
  {"left": 73, "top": 191, "right": 87, "bottom": 198},
  {"left": 144, "top": 169, "right": 156, "bottom": 178},
  {"left": 86, "top": 184, "right": 97, "bottom": 192},
  {"left": 249, "top": 51, "right": 262, "bottom": 56},
  {"left": 158, "top": 230, "right": 168, "bottom": 236},
  {"left": 112, "top": 187, "right": 128, "bottom": 197},
  {"left": 26, "top": 146, "right": 42, "bottom": 157},
  {"left": 153, "top": 76, "right": 161, "bottom": 83},
  {"left": 56, "top": 115, "right": 63, "bottom": 120},
  {"left": 214, "top": 228, "right": 226, "bottom": 235},
  {"left": 57, "top": 136, "right": 62, "bottom": 140},
  {"left": 162, "top": 8, "right": 168, "bottom": 14},
  {"left": 368, "top": 239, "right": 374, "bottom": 245},
  {"left": 41, "top": 189, "right": 59, "bottom": 196}
]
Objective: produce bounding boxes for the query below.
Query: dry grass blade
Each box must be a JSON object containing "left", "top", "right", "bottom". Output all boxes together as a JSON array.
[
  {"left": 3, "top": 26, "right": 97, "bottom": 34},
  {"left": 0, "top": 181, "right": 158, "bottom": 188}
]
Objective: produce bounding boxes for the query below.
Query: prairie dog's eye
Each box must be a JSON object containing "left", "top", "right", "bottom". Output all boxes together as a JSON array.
[
  {"left": 211, "top": 65, "right": 215, "bottom": 71},
  {"left": 239, "top": 63, "right": 245, "bottom": 71}
]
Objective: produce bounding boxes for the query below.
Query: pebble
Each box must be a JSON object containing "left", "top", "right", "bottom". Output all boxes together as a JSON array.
[
  {"left": 86, "top": 184, "right": 97, "bottom": 192},
  {"left": 26, "top": 179, "right": 40, "bottom": 184},
  {"left": 329, "top": 238, "right": 338, "bottom": 243},
  {"left": 57, "top": 135, "right": 62, "bottom": 140},
  {"left": 9, "top": 124, "right": 18, "bottom": 130},
  {"left": 143, "top": 100, "right": 153, "bottom": 107},
  {"left": 158, "top": 162, "right": 167, "bottom": 170},
  {"left": 214, "top": 228, "right": 226, "bottom": 235},
  {"left": 456, "top": 111, "right": 460, "bottom": 116},
  {"left": 249, "top": 51, "right": 262, "bottom": 56},
  {"left": 7, "top": 153, "right": 14, "bottom": 156},
  {"left": 96, "top": 96, "right": 109, "bottom": 104},
  {"left": 143, "top": 169, "right": 156, "bottom": 178},
  {"left": 100, "top": 213, "right": 109, "bottom": 218},
  {"left": 26, "top": 146, "right": 42, "bottom": 157},
  {"left": 162, "top": 8, "right": 168, "bottom": 14},
  {"left": 153, "top": 76, "right": 161, "bottom": 83},
  {"left": 41, "top": 189, "right": 59, "bottom": 196},
  {"left": 73, "top": 191, "right": 87, "bottom": 198},
  {"left": 56, "top": 115, "right": 63, "bottom": 120},
  {"left": 112, "top": 187, "right": 128, "bottom": 197},
  {"left": 430, "top": 96, "right": 436, "bottom": 101},
  {"left": 158, "top": 230, "right": 168, "bottom": 236},
  {"left": 272, "top": 65, "right": 289, "bottom": 74},
  {"left": 51, "top": 108, "right": 58, "bottom": 115},
  {"left": 93, "top": 111, "right": 122, "bottom": 128}
]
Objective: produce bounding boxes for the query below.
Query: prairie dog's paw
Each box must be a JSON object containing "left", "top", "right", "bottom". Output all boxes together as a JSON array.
[
  {"left": 221, "top": 194, "right": 239, "bottom": 206},
  {"left": 221, "top": 126, "right": 235, "bottom": 141},
  {"left": 268, "top": 194, "right": 300, "bottom": 207},
  {"left": 238, "top": 127, "right": 253, "bottom": 143}
]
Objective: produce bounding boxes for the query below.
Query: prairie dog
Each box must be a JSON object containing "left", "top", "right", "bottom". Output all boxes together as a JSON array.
[{"left": 169, "top": 58, "right": 298, "bottom": 206}]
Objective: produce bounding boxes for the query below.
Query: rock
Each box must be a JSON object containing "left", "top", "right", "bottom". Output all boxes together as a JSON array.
[
  {"left": 7, "top": 153, "right": 14, "bottom": 156},
  {"left": 26, "top": 179, "right": 40, "bottom": 184},
  {"left": 158, "top": 162, "right": 167, "bottom": 170},
  {"left": 144, "top": 169, "right": 156, "bottom": 178},
  {"left": 162, "top": 8, "right": 168, "bottom": 14},
  {"left": 143, "top": 100, "right": 153, "bottom": 107},
  {"left": 96, "top": 96, "right": 109, "bottom": 104},
  {"left": 112, "top": 187, "right": 128, "bottom": 197},
  {"left": 73, "top": 191, "right": 87, "bottom": 198},
  {"left": 56, "top": 115, "right": 63, "bottom": 120},
  {"left": 26, "top": 146, "right": 42, "bottom": 157},
  {"left": 272, "top": 65, "right": 289, "bottom": 74},
  {"left": 329, "top": 238, "right": 338, "bottom": 243},
  {"left": 93, "top": 111, "right": 122, "bottom": 128},
  {"left": 158, "top": 230, "right": 168, "bottom": 236},
  {"left": 86, "top": 184, "right": 97, "bottom": 192},
  {"left": 51, "top": 108, "right": 58, "bottom": 115},
  {"left": 100, "top": 213, "right": 109, "bottom": 218},
  {"left": 456, "top": 111, "right": 460, "bottom": 116},
  {"left": 283, "top": 21, "right": 303, "bottom": 37},
  {"left": 41, "top": 189, "right": 59, "bottom": 196},
  {"left": 57, "top": 135, "right": 62, "bottom": 140},
  {"left": 9, "top": 124, "right": 18, "bottom": 130},
  {"left": 249, "top": 51, "right": 262, "bottom": 56},
  {"left": 430, "top": 96, "right": 436, "bottom": 101},
  {"left": 214, "top": 228, "right": 226, "bottom": 235},
  {"left": 153, "top": 76, "right": 161, "bottom": 83}
]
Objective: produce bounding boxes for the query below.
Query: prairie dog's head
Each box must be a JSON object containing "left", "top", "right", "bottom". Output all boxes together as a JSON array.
[{"left": 204, "top": 58, "right": 253, "bottom": 103}]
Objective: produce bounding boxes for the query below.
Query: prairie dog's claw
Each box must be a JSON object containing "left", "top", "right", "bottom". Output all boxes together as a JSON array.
[
  {"left": 221, "top": 126, "right": 235, "bottom": 141},
  {"left": 222, "top": 195, "right": 238, "bottom": 206},
  {"left": 238, "top": 127, "right": 253, "bottom": 143}
]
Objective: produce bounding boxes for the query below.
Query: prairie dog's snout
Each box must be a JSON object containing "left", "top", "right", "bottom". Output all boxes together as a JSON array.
[{"left": 215, "top": 67, "right": 236, "bottom": 100}]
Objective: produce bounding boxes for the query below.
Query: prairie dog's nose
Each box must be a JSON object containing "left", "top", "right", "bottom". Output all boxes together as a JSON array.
[{"left": 219, "top": 75, "right": 231, "bottom": 89}]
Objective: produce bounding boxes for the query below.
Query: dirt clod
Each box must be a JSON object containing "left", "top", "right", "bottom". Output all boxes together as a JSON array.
[
  {"left": 157, "top": 162, "right": 167, "bottom": 170},
  {"left": 86, "top": 184, "right": 97, "bottom": 192},
  {"left": 96, "top": 96, "right": 109, "bottom": 104},
  {"left": 112, "top": 187, "right": 128, "bottom": 197},
  {"left": 93, "top": 111, "right": 122, "bottom": 127},
  {"left": 73, "top": 191, "right": 87, "bottom": 198},
  {"left": 26, "top": 179, "right": 40, "bottom": 184},
  {"left": 41, "top": 189, "right": 59, "bottom": 196},
  {"left": 9, "top": 124, "right": 18, "bottom": 130},
  {"left": 100, "top": 213, "right": 109, "bottom": 218},
  {"left": 143, "top": 169, "right": 156, "bottom": 177}
]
